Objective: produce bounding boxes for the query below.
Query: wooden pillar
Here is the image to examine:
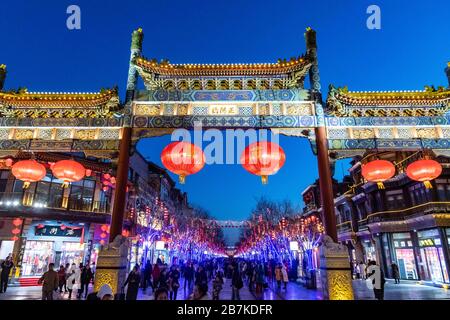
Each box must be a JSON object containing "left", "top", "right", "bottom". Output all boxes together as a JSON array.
[
  {"left": 109, "top": 126, "right": 131, "bottom": 242},
  {"left": 305, "top": 27, "right": 338, "bottom": 242},
  {"left": 315, "top": 126, "right": 338, "bottom": 242}
]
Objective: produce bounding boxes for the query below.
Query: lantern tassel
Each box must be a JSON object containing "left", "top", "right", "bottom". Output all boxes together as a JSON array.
[
  {"left": 62, "top": 181, "right": 69, "bottom": 188},
  {"left": 261, "top": 175, "right": 268, "bottom": 185},
  {"left": 424, "top": 181, "right": 433, "bottom": 189},
  {"left": 22, "top": 182, "right": 30, "bottom": 189},
  {"left": 179, "top": 174, "right": 186, "bottom": 184},
  {"left": 377, "top": 182, "right": 385, "bottom": 189}
]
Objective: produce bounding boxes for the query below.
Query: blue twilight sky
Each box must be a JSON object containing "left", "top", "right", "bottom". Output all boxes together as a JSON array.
[{"left": 1, "top": 0, "right": 449, "bottom": 224}]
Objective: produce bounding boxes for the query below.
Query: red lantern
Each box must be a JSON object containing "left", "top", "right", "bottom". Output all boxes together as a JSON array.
[
  {"left": 240, "top": 141, "right": 286, "bottom": 184},
  {"left": 103, "top": 173, "right": 111, "bottom": 180},
  {"left": 406, "top": 159, "right": 442, "bottom": 189},
  {"left": 85, "top": 169, "right": 92, "bottom": 177},
  {"left": 101, "top": 224, "right": 108, "bottom": 232},
  {"left": 100, "top": 232, "right": 107, "bottom": 239},
  {"left": 100, "top": 240, "right": 105, "bottom": 245},
  {"left": 51, "top": 160, "right": 86, "bottom": 187},
  {"left": 161, "top": 142, "right": 205, "bottom": 184},
  {"left": 12, "top": 218, "right": 22, "bottom": 227},
  {"left": 11, "top": 228, "right": 20, "bottom": 235},
  {"left": 37, "top": 224, "right": 44, "bottom": 229},
  {"left": 5, "top": 158, "right": 13, "bottom": 167},
  {"left": 11, "top": 236, "right": 19, "bottom": 241},
  {"left": 102, "top": 186, "right": 109, "bottom": 192},
  {"left": 362, "top": 160, "right": 396, "bottom": 189},
  {"left": 110, "top": 177, "right": 116, "bottom": 184},
  {"left": 11, "top": 160, "right": 47, "bottom": 188},
  {"left": 60, "top": 225, "right": 66, "bottom": 230}
]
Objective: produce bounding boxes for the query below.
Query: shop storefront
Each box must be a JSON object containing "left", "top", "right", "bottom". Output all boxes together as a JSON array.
[
  {"left": 361, "top": 238, "right": 377, "bottom": 263},
  {"left": 0, "top": 218, "right": 16, "bottom": 261},
  {"left": 21, "top": 221, "right": 89, "bottom": 277},
  {"left": 391, "top": 232, "right": 418, "bottom": 280},
  {"left": 129, "top": 239, "right": 144, "bottom": 271},
  {"left": 417, "top": 229, "right": 449, "bottom": 284}
]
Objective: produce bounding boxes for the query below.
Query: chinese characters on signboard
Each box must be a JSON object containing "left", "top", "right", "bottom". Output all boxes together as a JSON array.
[{"left": 35, "top": 225, "right": 83, "bottom": 237}]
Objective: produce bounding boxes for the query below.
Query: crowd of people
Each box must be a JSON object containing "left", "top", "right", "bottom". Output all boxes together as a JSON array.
[{"left": 0, "top": 253, "right": 391, "bottom": 301}]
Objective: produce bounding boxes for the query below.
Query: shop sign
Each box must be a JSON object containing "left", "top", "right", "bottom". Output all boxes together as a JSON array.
[
  {"left": 35, "top": 225, "right": 82, "bottom": 237},
  {"left": 419, "top": 238, "right": 435, "bottom": 247},
  {"left": 16, "top": 237, "right": 26, "bottom": 267}
]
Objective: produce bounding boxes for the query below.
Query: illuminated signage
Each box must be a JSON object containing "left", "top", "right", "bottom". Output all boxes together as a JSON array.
[{"left": 208, "top": 105, "right": 238, "bottom": 115}]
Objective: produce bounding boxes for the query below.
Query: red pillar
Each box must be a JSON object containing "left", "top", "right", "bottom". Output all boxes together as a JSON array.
[
  {"left": 315, "top": 126, "right": 338, "bottom": 242},
  {"left": 109, "top": 126, "right": 131, "bottom": 242}
]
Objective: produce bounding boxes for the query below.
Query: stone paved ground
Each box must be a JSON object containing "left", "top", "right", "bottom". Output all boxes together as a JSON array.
[{"left": 1, "top": 278, "right": 450, "bottom": 300}]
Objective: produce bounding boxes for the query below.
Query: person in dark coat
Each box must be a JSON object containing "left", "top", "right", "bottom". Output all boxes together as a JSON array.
[
  {"left": 158, "top": 269, "right": 169, "bottom": 290},
  {"left": 167, "top": 265, "right": 180, "bottom": 300},
  {"left": 80, "top": 265, "right": 94, "bottom": 298},
  {"left": 142, "top": 260, "right": 153, "bottom": 292},
  {"left": 57, "top": 265, "right": 66, "bottom": 293},
  {"left": 0, "top": 256, "right": 14, "bottom": 293},
  {"left": 195, "top": 265, "right": 208, "bottom": 287},
  {"left": 123, "top": 265, "right": 141, "bottom": 300},
  {"left": 152, "top": 263, "right": 160, "bottom": 290},
  {"left": 231, "top": 263, "right": 243, "bottom": 300},
  {"left": 183, "top": 262, "right": 194, "bottom": 292},
  {"left": 391, "top": 262, "right": 400, "bottom": 284},
  {"left": 38, "top": 263, "right": 59, "bottom": 300}
]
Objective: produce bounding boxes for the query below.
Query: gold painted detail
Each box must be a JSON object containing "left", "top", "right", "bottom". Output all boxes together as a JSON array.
[
  {"left": 134, "top": 104, "right": 161, "bottom": 116},
  {"left": 75, "top": 130, "right": 96, "bottom": 140},
  {"left": 352, "top": 129, "right": 375, "bottom": 139},
  {"left": 15, "top": 129, "right": 34, "bottom": 140},
  {"left": 416, "top": 128, "right": 438, "bottom": 139},
  {"left": 286, "top": 103, "right": 313, "bottom": 115}
]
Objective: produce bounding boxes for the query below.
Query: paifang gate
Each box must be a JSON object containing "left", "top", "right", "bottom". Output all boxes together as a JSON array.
[{"left": 1, "top": 27, "right": 449, "bottom": 299}]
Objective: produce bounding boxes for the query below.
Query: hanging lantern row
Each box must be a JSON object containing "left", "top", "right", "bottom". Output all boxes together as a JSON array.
[
  {"left": 11, "top": 218, "right": 22, "bottom": 241},
  {"left": 160, "top": 141, "right": 286, "bottom": 185},
  {"left": 362, "top": 158, "right": 442, "bottom": 189},
  {"left": 7, "top": 158, "right": 115, "bottom": 189}
]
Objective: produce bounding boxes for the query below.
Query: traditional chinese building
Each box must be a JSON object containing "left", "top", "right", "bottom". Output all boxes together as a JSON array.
[
  {"left": 329, "top": 67, "right": 450, "bottom": 286},
  {"left": 0, "top": 68, "right": 193, "bottom": 282}
]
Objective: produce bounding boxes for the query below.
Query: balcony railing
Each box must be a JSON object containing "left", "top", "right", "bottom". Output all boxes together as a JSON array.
[
  {"left": 0, "top": 191, "right": 110, "bottom": 214},
  {"left": 358, "top": 201, "right": 450, "bottom": 227}
]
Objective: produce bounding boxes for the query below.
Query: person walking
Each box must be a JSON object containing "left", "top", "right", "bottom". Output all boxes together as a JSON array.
[
  {"left": 152, "top": 263, "right": 160, "bottom": 291},
  {"left": 168, "top": 265, "right": 180, "bottom": 300},
  {"left": 0, "top": 256, "right": 14, "bottom": 293},
  {"left": 391, "top": 262, "right": 400, "bottom": 284},
  {"left": 38, "top": 263, "right": 59, "bottom": 300},
  {"left": 81, "top": 264, "right": 94, "bottom": 298},
  {"left": 75, "top": 263, "right": 83, "bottom": 299},
  {"left": 123, "top": 265, "right": 141, "bottom": 300},
  {"left": 231, "top": 263, "right": 243, "bottom": 300},
  {"left": 359, "top": 261, "right": 366, "bottom": 280},
  {"left": 255, "top": 264, "right": 265, "bottom": 298},
  {"left": 57, "top": 265, "right": 66, "bottom": 293},
  {"left": 63, "top": 263, "right": 70, "bottom": 293},
  {"left": 212, "top": 272, "right": 224, "bottom": 300},
  {"left": 275, "top": 264, "right": 282, "bottom": 290},
  {"left": 367, "top": 261, "right": 386, "bottom": 300},
  {"left": 142, "top": 260, "right": 153, "bottom": 292},
  {"left": 281, "top": 264, "right": 289, "bottom": 290},
  {"left": 66, "top": 269, "right": 76, "bottom": 300},
  {"left": 195, "top": 265, "right": 207, "bottom": 287},
  {"left": 183, "top": 261, "right": 194, "bottom": 292}
]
